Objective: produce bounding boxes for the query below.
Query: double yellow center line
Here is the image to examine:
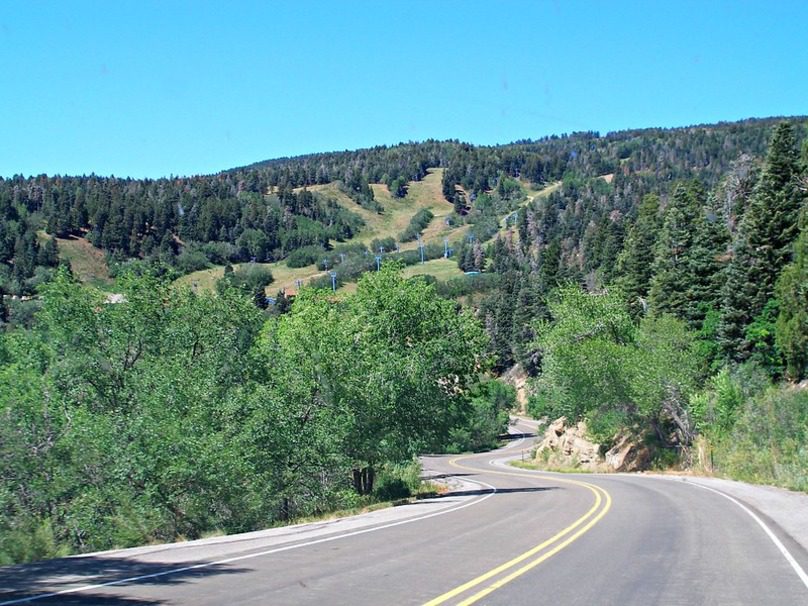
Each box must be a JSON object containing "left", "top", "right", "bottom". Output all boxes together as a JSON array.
[{"left": 423, "top": 456, "right": 612, "bottom": 606}]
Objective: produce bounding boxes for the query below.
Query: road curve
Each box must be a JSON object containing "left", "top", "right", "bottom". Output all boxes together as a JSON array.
[{"left": 2, "top": 417, "right": 807, "bottom": 605}]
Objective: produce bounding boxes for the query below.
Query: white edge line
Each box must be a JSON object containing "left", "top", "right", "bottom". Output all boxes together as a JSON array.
[
  {"left": 488, "top": 454, "right": 808, "bottom": 593},
  {"left": 687, "top": 481, "right": 808, "bottom": 591},
  {"left": 0, "top": 478, "right": 498, "bottom": 605}
]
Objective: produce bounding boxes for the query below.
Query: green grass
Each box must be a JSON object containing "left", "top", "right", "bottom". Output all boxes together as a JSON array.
[
  {"left": 305, "top": 169, "right": 467, "bottom": 250},
  {"left": 175, "top": 261, "right": 327, "bottom": 294},
  {"left": 54, "top": 235, "right": 112, "bottom": 287},
  {"left": 401, "top": 257, "right": 465, "bottom": 281}
]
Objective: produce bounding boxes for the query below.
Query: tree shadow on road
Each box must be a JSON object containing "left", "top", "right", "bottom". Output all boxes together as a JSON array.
[
  {"left": 421, "top": 472, "right": 476, "bottom": 481},
  {"left": 0, "top": 554, "right": 251, "bottom": 605},
  {"left": 501, "top": 431, "right": 536, "bottom": 440},
  {"left": 411, "top": 486, "right": 559, "bottom": 502}
]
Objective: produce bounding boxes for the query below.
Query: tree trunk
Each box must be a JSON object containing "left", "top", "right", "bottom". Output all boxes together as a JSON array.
[{"left": 352, "top": 466, "right": 375, "bottom": 495}]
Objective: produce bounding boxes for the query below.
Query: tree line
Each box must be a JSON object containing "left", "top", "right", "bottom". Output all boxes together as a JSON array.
[{"left": 2, "top": 117, "right": 798, "bottom": 298}]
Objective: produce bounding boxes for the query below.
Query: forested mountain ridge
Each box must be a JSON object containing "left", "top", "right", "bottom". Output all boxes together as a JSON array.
[{"left": 1, "top": 116, "right": 803, "bottom": 300}]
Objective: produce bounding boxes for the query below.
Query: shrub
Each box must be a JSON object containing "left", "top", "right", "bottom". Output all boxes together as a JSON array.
[
  {"left": 286, "top": 246, "right": 325, "bottom": 268},
  {"left": 713, "top": 385, "right": 808, "bottom": 492},
  {"left": 398, "top": 209, "right": 434, "bottom": 242}
]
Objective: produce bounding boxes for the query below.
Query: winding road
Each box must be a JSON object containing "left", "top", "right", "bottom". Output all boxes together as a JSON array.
[{"left": 2, "top": 418, "right": 807, "bottom": 605}]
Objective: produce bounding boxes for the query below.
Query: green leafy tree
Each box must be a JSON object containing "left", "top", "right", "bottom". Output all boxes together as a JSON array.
[
  {"left": 775, "top": 210, "right": 808, "bottom": 380},
  {"left": 447, "top": 380, "right": 515, "bottom": 452},
  {"left": 269, "top": 264, "right": 489, "bottom": 496},
  {"left": 340, "top": 265, "right": 489, "bottom": 492},
  {"left": 530, "top": 285, "right": 700, "bottom": 446},
  {"left": 529, "top": 285, "right": 636, "bottom": 427}
]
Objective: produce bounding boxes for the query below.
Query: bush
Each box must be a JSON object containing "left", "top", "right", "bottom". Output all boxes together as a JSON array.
[
  {"left": 176, "top": 250, "right": 211, "bottom": 274},
  {"left": 373, "top": 461, "right": 422, "bottom": 501},
  {"left": 0, "top": 518, "right": 70, "bottom": 565},
  {"left": 370, "top": 237, "right": 396, "bottom": 254},
  {"left": 286, "top": 246, "right": 325, "bottom": 268},
  {"left": 398, "top": 209, "right": 434, "bottom": 242},
  {"left": 217, "top": 264, "right": 274, "bottom": 294},
  {"left": 713, "top": 385, "right": 808, "bottom": 492},
  {"left": 198, "top": 241, "right": 240, "bottom": 265},
  {"left": 446, "top": 380, "right": 515, "bottom": 452}
]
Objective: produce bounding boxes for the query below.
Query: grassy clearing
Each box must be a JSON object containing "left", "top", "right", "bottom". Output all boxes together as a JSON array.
[
  {"left": 178, "top": 169, "right": 500, "bottom": 293},
  {"left": 401, "top": 257, "right": 465, "bottom": 282},
  {"left": 176, "top": 261, "right": 327, "bottom": 295},
  {"left": 55, "top": 235, "right": 112, "bottom": 286},
  {"left": 522, "top": 180, "right": 561, "bottom": 200},
  {"left": 301, "top": 183, "right": 384, "bottom": 234},
  {"left": 309, "top": 169, "right": 462, "bottom": 249},
  {"left": 497, "top": 180, "right": 562, "bottom": 233}
]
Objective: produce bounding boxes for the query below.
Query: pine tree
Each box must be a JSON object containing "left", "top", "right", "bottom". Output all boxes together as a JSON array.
[
  {"left": 614, "top": 193, "right": 661, "bottom": 315},
  {"left": 648, "top": 184, "right": 701, "bottom": 319},
  {"left": 511, "top": 274, "right": 545, "bottom": 373},
  {"left": 685, "top": 195, "right": 730, "bottom": 327},
  {"left": 538, "top": 238, "right": 561, "bottom": 291},
  {"left": 719, "top": 122, "right": 803, "bottom": 361},
  {"left": 37, "top": 237, "right": 59, "bottom": 267},
  {"left": 253, "top": 286, "right": 269, "bottom": 310}
]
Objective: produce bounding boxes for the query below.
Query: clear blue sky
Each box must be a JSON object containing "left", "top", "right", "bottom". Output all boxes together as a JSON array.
[{"left": 1, "top": 0, "right": 806, "bottom": 179}]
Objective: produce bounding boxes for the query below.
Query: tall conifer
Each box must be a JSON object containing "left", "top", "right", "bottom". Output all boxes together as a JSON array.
[
  {"left": 648, "top": 184, "right": 701, "bottom": 319},
  {"left": 685, "top": 195, "right": 730, "bottom": 327},
  {"left": 719, "top": 122, "right": 803, "bottom": 360},
  {"left": 615, "top": 193, "right": 661, "bottom": 315}
]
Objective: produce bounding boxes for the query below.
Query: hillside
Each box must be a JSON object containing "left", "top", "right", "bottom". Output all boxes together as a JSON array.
[
  {"left": 0, "top": 116, "right": 803, "bottom": 302},
  {"left": 2, "top": 116, "right": 808, "bottom": 569}
]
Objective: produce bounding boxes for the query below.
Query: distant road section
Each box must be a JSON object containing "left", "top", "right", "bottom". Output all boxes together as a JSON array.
[{"left": 2, "top": 417, "right": 807, "bottom": 605}]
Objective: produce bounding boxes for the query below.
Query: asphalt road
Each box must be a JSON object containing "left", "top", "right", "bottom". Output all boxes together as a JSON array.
[{"left": 2, "top": 417, "right": 807, "bottom": 605}]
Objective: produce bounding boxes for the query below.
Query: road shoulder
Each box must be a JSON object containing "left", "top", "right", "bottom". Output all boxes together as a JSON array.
[{"left": 644, "top": 474, "right": 808, "bottom": 555}]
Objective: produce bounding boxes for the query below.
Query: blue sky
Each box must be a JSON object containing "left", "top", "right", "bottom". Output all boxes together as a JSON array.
[{"left": 1, "top": 0, "right": 806, "bottom": 178}]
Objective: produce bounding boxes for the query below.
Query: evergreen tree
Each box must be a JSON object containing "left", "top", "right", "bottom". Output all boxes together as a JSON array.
[
  {"left": 648, "top": 184, "right": 701, "bottom": 320},
  {"left": 511, "top": 275, "right": 545, "bottom": 373},
  {"left": 685, "top": 195, "right": 730, "bottom": 328},
  {"left": 614, "top": 193, "right": 661, "bottom": 315},
  {"left": 253, "top": 286, "right": 269, "bottom": 310},
  {"left": 37, "top": 237, "right": 59, "bottom": 267},
  {"left": 719, "top": 122, "right": 803, "bottom": 361},
  {"left": 538, "top": 238, "right": 561, "bottom": 291}
]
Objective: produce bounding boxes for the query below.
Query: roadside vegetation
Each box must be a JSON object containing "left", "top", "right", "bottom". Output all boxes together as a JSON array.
[{"left": 0, "top": 264, "right": 511, "bottom": 565}]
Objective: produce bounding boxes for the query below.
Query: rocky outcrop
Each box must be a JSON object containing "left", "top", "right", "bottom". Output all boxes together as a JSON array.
[
  {"left": 603, "top": 432, "right": 652, "bottom": 472},
  {"left": 533, "top": 417, "right": 652, "bottom": 472},
  {"left": 501, "top": 364, "right": 529, "bottom": 414},
  {"left": 534, "top": 417, "right": 603, "bottom": 471}
]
